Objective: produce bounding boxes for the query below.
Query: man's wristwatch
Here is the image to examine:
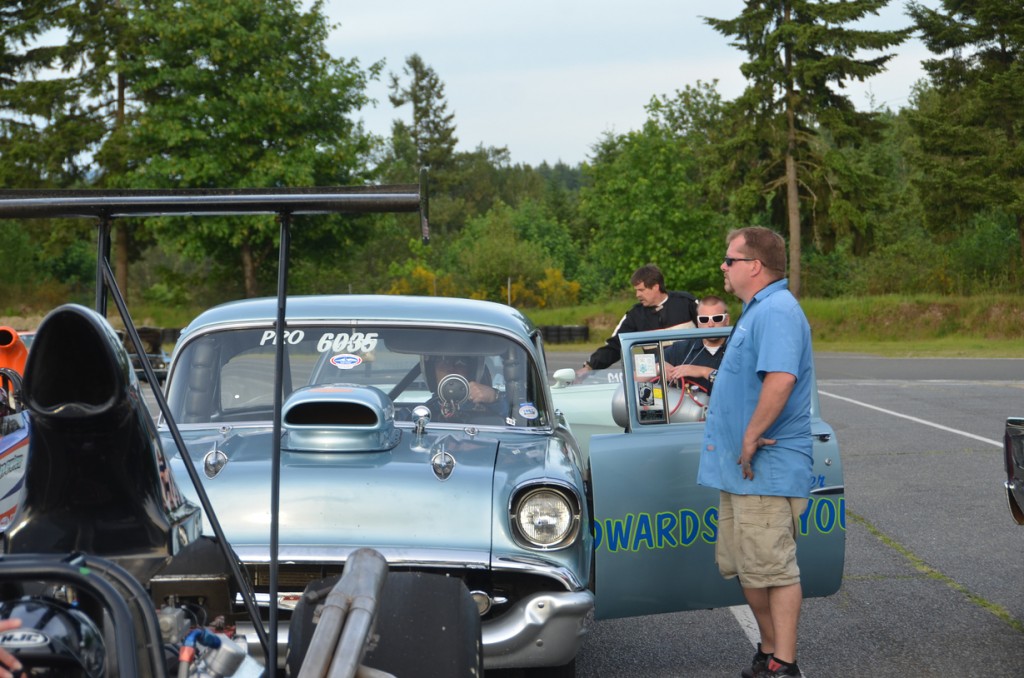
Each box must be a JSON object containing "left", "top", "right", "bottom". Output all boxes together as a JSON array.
[{"left": 708, "top": 369, "right": 718, "bottom": 383}]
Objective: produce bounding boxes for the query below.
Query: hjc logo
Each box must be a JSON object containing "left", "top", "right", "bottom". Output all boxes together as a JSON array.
[{"left": 0, "top": 630, "right": 48, "bottom": 646}]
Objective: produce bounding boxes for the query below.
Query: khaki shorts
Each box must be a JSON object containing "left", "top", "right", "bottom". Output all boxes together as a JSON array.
[{"left": 715, "top": 491, "right": 809, "bottom": 589}]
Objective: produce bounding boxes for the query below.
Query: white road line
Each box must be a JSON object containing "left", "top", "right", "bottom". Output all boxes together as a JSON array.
[
  {"left": 730, "top": 604, "right": 761, "bottom": 645},
  {"left": 818, "top": 390, "right": 1002, "bottom": 448}
]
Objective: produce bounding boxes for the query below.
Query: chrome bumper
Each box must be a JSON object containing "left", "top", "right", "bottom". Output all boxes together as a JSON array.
[
  {"left": 1006, "top": 480, "right": 1024, "bottom": 525},
  {"left": 481, "top": 590, "right": 595, "bottom": 670},
  {"left": 235, "top": 588, "right": 596, "bottom": 671}
]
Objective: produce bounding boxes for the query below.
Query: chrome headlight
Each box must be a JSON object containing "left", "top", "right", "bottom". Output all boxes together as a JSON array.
[{"left": 511, "top": 487, "right": 580, "bottom": 549}]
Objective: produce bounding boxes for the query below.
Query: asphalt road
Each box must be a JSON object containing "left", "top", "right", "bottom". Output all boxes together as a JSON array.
[{"left": 544, "top": 351, "right": 1024, "bottom": 678}]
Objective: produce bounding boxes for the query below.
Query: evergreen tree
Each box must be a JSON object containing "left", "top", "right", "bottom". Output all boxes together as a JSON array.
[
  {"left": 705, "top": 0, "right": 909, "bottom": 295},
  {"left": 907, "top": 0, "right": 1024, "bottom": 274},
  {"left": 1, "top": 0, "right": 140, "bottom": 292},
  {"left": 1, "top": 2, "right": 54, "bottom": 188},
  {"left": 384, "top": 53, "right": 475, "bottom": 233},
  {"left": 1, "top": 0, "right": 126, "bottom": 188},
  {"left": 388, "top": 53, "right": 458, "bottom": 179}
]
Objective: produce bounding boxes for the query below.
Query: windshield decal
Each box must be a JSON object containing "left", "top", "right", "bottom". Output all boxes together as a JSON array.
[
  {"left": 259, "top": 329, "right": 305, "bottom": 345},
  {"left": 634, "top": 353, "right": 658, "bottom": 379},
  {"left": 518, "top": 403, "right": 539, "bottom": 419},
  {"left": 330, "top": 354, "right": 363, "bottom": 369},
  {"left": 316, "top": 332, "right": 379, "bottom": 354}
]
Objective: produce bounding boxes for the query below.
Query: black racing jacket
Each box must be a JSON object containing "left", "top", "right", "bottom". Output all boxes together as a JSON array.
[{"left": 585, "top": 290, "right": 698, "bottom": 370}]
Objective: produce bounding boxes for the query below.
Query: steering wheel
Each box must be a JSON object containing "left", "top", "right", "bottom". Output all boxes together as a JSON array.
[{"left": 436, "top": 373, "right": 471, "bottom": 418}]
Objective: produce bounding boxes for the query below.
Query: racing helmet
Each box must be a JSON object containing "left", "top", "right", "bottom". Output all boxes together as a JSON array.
[
  {"left": 0, "top": 597, "right": 105, "bottom": 677},
  {"left": 422, "top": 355, "right": 484, "bottom": 393},
  {"left": 422, "top": 355, "right": 492, "bottom": 419}
]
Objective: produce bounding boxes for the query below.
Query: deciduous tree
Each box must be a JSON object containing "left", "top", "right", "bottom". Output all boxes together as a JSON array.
[
  {"left": 445, "top": 202, "right": 552, "bottom": 303},
  {"left": 117, "top": 0, "right": 379, "bottom": 297},
  {"left": 579, "top": 132, "right": 721, "bottom": 299}
]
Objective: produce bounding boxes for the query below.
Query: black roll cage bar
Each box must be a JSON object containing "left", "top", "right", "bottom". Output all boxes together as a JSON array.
[{"left": 0, "top": 169, "right": 430, "bottom": 671}]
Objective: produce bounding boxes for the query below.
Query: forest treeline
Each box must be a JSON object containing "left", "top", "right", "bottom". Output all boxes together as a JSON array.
[{"left": 1, "top": 0, "right": 1021, "bottom": 314}]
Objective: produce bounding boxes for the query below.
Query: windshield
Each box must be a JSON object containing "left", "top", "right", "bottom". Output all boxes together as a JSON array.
[{"left": 165, "top": 324, "right": 548, "bottom": 428}]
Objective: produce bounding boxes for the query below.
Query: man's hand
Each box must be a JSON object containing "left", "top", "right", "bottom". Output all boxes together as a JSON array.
[
  {"left": 573, "top": 364, "right": 592, "bottom": 384},
  {"left": 468, "top": 381, "right": 498, "bottom": 404},
  {"left": 665, "top": 363, "right": 710, "bottom": 383},
  {"left": 0, "top": 618, "right": 24, "bottom": 677},
  {"left": 737, "top": 435, "right": 776, "bottom": 480}
]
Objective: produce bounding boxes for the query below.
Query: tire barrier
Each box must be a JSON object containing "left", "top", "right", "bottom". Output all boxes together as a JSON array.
[
  {"left": 539, "top": 325, "right": 590, "bottom": 344},
  {"left": 161, "top": 327, "right": 182, "bottom": 345}
]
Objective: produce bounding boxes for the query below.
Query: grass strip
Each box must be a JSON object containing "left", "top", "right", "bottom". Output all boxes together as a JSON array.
[{"left": 847, "top": 509, "right": 1024, "bottom": 634}]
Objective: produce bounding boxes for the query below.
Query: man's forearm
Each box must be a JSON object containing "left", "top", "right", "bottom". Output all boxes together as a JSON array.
[
  {"left": 743, "top": 372, "right": 796, "bottom": 444},
  {"left": 586, "top": 341, "right": 621, "bottom": 371}
]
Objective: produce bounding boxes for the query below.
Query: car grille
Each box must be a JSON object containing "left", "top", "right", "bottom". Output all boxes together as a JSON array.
[
  {"left": 243, "top": 563, "right": 570, "bottom": 621},
  {"left": 247, "top": 563, "right": 343, "bottom": 589}
]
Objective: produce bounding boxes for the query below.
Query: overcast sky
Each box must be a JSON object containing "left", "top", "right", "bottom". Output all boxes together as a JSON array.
[{"left": 326, "top": 1, "right": 935, "bottom": 167}]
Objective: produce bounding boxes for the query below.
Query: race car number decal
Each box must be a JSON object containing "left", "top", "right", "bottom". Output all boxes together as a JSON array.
[{"left": 316, "top": 332, "right": 379, "bottom": 353}]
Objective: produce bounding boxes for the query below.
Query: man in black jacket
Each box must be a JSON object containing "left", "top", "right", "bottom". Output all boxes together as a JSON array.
[{"left": 575, "top": 264, "right": 697, "bottom": 380}]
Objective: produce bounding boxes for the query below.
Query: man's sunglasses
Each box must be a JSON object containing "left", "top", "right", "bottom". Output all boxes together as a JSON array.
[
  {"left": 697, "top": 314, "right": 728, "bottom": 323},
  {"left": 723, "top": 256, "right": 757, "bottom": 267}
]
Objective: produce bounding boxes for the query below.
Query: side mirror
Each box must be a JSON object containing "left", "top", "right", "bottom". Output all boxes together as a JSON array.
[{"left": 552, "top": 368, "right": 576, "bottom": 389}]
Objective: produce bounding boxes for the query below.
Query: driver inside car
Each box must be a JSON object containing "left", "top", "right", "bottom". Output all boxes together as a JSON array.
[{"left": 424, "top": 355, "right": 504, "bottom": 422}]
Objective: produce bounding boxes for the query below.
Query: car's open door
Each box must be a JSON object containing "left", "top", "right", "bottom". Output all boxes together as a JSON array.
[{"left": 589, "top": 327, "right": 845, "bottom": 620}]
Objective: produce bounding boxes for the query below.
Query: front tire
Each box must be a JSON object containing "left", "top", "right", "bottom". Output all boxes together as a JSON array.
[
  {"left": 364, "top": 572, "right": 482, "bottom": 677},
  {"left": 287, "top": 571, "right": 482, "bottom": 677}
]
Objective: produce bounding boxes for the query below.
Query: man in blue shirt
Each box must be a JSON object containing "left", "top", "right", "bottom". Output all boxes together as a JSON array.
[{"left": 698, "top": 227, "right": 814, "bottom": 678}]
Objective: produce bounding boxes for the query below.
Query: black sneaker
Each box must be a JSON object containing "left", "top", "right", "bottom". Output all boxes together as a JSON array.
[
  {"left": 763, "top": 658, "right": 801, "bottom": 677},
  {"left": 740, "top": 644, "right": 771, "bottom": 678}
]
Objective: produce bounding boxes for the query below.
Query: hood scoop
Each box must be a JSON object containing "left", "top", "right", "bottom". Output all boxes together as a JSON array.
[{"left": 282, "top": 384, "right": 401, "bottom": 453}]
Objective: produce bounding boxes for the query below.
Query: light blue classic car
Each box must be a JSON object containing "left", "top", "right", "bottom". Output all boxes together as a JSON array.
[
  {"left": 161, "top": 295, "right": 592, "bottom": 674},
  {"left": 159, "top": 296, "right": 846, "bottom": 675}
]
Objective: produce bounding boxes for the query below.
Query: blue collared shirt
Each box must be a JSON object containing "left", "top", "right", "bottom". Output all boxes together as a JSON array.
[{"left": 697, "top": 279, "right": 814, "bottom": 497}]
